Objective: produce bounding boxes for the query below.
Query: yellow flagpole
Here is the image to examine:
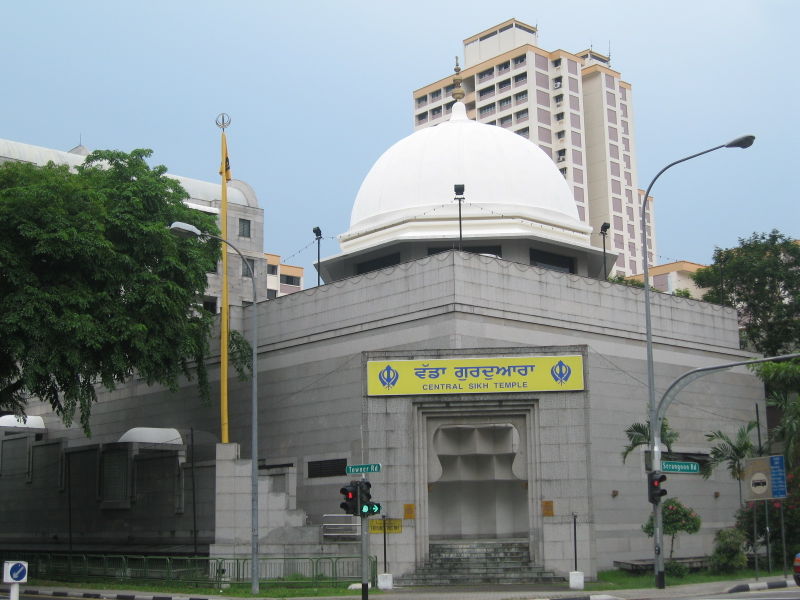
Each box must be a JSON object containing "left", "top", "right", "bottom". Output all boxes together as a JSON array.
[{"left": 218, "top": 119, "right": 232, "bottom": 444}]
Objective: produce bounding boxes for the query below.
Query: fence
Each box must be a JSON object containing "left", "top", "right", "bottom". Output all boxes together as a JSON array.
[{"left": 1, "top": 552, "right": 376, "bottom": 587}]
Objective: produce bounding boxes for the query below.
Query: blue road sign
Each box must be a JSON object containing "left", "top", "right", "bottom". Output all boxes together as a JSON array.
[{"left": 770, "top": 455, "right": 788, "bottom": 499}]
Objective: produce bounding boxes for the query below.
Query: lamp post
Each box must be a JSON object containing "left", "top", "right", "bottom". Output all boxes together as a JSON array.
[
  {"left": 600, "top": 222, "right": 610, "bottom": 280},
  {"left": 640, "top": 134, "right": 754, "bottom": 589},
  {"left": 454, "top": 184, "right": 465, "bottom": 251},
  {"left": 169, "top": 221, "right": 261, "bottom": 594},
  {"left": 313, "top": 226, "right": 322, "bottom": 286}
]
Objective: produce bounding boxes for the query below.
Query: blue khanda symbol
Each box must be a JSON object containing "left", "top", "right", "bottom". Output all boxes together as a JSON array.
[
  {"left": 379, "top": 364, "right": 400, "bottom": 389},
  {"left": 551, "top": 360, "right": 572, "bottom": 385}
]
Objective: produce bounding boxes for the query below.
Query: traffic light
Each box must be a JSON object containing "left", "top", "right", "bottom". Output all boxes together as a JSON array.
[
  {"left": 357, "top": 480, "right": 381, "bottom": 516},
  {"left": 340, "top": 482, "right": 358, "bottom": 515},
  {"left": 647, "top": 471, "right": 667, "bottom": 504}
]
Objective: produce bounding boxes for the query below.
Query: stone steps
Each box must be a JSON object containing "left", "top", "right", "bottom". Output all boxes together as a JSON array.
[{"left": 396, "top": 541, "right": 565, "bottom": 585}]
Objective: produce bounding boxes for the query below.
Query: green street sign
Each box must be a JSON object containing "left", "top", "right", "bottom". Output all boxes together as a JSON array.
[
  {"left": 662, "top": 460, "right": 700, "bottom": 474},
  {"left": 345, "top": 463, "right": 382, "bottom": 474}
]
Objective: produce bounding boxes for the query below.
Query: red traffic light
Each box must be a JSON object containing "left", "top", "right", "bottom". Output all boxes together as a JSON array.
[{"left": 647, "top": 471, "right": 667, "bottom": 504}]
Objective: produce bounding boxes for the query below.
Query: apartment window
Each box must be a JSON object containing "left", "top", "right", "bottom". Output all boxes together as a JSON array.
[
  {"left": 514, "top": 91, "right": 528, "bottom": 103},
  {"left": 552, "top": 58, "right": 562, "bottom": 68},
  {"left": 606, "top": 91, "right": 616, "bottom": 106},
  {"left": 516, "top": 127, "right": 529, "bottom": 139},
  {"left": 242, "top": 257, "right": 255, "bottom": 277},
  {"left": 479, "top": 104, "right": 496, "bottom": 117},
  {"left": 444, "top": 84, "right": 455, "bottom": 95},
  {"left": 280, "top": 274, "right": 301, "bottom": 286},
  {"left": 573, "top": 168, "right": 584, "bottom": 184},
  {"left": 608, "top": 126, "right": 619, "bottom": 141},
  {"left": 555, "top": 112, "right": 565, "bottom": 122},
  {"left": 572, "top": 149, "right": 583, "bottom": 165},
  {"left": 621, "top": 103, "right": 628, "bottom": 118},
  {"left": 238, "top": 218, "right": 251, "bottom": 238},
  {"left": 515, "top": 108, "right": 529, "bottom": 122},
  {"left": 553, "top": 76, "right": 563, "bottom": 89},
  {"left": 431, "top": 106, "right": 442, "bottom": 119},
  {"left": 498, "top": 97, "right": 511, "bottom": 111},
  {"left": 556, "top": 149, "right": 566, "bottom": 162},
  {"left": 513, "top": 54, "right": 527, "bottom": 67},
  {"left": 605, "top": 74, "right": 615, "bottom": 88},
  {"left": 570, "top": 95, "right": 580, "bottom": 111},
  {"left": 572, "top": 131, "right": 582, "bottom": 146},
  {"left": 554, "top": 94, "right": 564, "bottom": 104},
  {"left": 497, "top": 60, "right": 510, "bottom": 73},
  {"left": 416, "top": 113, "right": 428, "bottom": 124},
  {"left": 416, "top": 95, "right": 427, "bottom": 107},
  {"left": 620, "top": 86, "right": 627, "bottom": 100},
  {"left": 478, "top": 86, "right": 495, "bottom": 100},
  {"left": 537, "top": 127, "right": 551, "bottom": 144},
  {"left": 500, "top": 115, "right": 512, "bottom": 127},
  {"left": 513, "top": 73, "right": 527, "bottom": 86},
  {"left": 498, "top": 78, "right": 511, "bottom": 92},
  {"left": 613, "top": 216, "right": 623, "bottom": 230},
  {"left": 614, "top": 234, "right": 624, "bottom": 249},
  {"left": 556, "top": 130, "right": 566, "bottom": 140},
  {"left": 430, "top": 89, "right": 441, "bottom": 101},
  {"left": 559, "top": 167, "right": 567, "bottom": 177},
  {"left": 610, "top": 162, "right": 620, "bottom": 176},
  {"left": 478, "top": 68, "right": 493, "bottom": 82},
  {"left": 607, "top": 108, "right": 618, "bottom": 124},
  {"left": 266, "top": 264, "right": 278, "bottom": 275}
]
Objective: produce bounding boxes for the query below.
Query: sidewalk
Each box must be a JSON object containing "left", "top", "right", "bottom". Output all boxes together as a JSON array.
[{"left": 5, "top": 576, "right": 796, "bottom": 600}]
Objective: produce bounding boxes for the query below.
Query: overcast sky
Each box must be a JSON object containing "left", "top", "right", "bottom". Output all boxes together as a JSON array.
[{"left": 3, "top": 1, "right": 797, "bottom": 281}]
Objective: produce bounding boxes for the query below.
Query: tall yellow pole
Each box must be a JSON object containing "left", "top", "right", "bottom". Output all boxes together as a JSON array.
[{"left": 217, "top": 115, "right": 232, "bottom": 443}]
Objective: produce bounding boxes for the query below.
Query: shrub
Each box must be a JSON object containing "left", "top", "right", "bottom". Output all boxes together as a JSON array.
[
  {"left": 709, "top": 528, "right": 747, "bottom": 573},
  {"left": 665, "top": 560, "right": 689, "bottom": 578}
]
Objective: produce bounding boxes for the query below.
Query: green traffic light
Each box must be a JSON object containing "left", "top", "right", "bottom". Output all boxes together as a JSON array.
[{"left": 371, "top": 503, "right": 381, "bottom": 514}]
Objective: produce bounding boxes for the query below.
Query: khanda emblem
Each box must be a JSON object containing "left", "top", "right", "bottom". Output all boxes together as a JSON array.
[
  {"left": 379, "top": 365, "right": 400, "bottom": 389},
  {"left": 550, "top": 360, "right": 572, "bottom": 385}
]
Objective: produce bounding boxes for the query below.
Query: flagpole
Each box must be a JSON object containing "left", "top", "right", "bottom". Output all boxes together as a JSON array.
[{"left": 217, "top": 113, "right": 231, "bottom": 444}]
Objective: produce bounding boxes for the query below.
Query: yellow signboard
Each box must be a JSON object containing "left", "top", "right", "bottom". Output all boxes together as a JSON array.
[
  {"left": 369, "top": 518, "right": 403, "bottom": 534},
  {"left": 367, "top": 356, "right": 584, "bottom": 396}
]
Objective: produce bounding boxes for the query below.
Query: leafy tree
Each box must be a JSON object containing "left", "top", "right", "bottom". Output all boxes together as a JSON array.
[
  {"left": 608, "top": 274, "right": 645, "bottom": 288},
  {"left": 642, "top": 497, "right": 701, "bottom": 559},
  {"left": 0, "top": 149, "right": 220, "bottom": 434},
  {"left": 672, "top": 288, "right": 692, "bottom": 299},
  {"left": 701, "top": 422, "right": 757, "bottom": 506},
  {"left": 621, "top": 419, "right": 679, "bottom": 463},
  {"left": 752, "top": 359, "right": 800, "bottom": 470},
  {"left": 692, "top": 231, "right": 800, "bottom": 356}
]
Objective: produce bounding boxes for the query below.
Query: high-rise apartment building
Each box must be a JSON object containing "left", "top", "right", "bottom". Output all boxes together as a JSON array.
[{"left": 412, "top": 19, "right": 655, "bottom": 276}]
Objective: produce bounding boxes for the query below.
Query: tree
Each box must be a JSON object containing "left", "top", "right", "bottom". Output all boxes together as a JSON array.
[
  {"left": 621, "top": 419, "right": 679, "bottom": 463},
  {"left": 642, "top": 497, "right": 701, "bottom": 559},
  {"left": 753, "top": 359, "right": 800, "bottom": 471},
  {"left": 700, "top": 422, "right": 757, "bottom": 506},
  {"left": 0, "top": 149, "right": 220, "bottom": 434},
  {"left": 692, "top": 231, "right": 800, "bottom": 356}
]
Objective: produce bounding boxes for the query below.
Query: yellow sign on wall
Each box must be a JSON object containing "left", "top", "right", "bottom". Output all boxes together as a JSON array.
[{"left": 367, "top": 356, "right": 584, "bottom": 396}]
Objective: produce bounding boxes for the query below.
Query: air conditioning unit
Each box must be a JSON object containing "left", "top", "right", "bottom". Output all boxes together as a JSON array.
[
  {"left": 556, "top": 102, "right": 563, "bottom": 108},
  {"left": 557, "top": 156, "right": 566, "bottom": 162},
  {"left": 554, "top": 81, "right": 562, "bottom": 89}
]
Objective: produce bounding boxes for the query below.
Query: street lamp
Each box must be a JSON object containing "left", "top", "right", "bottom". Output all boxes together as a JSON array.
[
  {"left": 639, "top": 134, "right": 754, "bottom": 589},
  {"left": 600, "top": 222, "right": 610, "bottom": 280},
  {"left": 313, "top": 226, "right": 322, "bottom": 287},
  {"left": 169, "top": 221, "right": 261, "bottom": 594},
  {"left": 454, "top": 184, "right": 465, "bottom": 251}
]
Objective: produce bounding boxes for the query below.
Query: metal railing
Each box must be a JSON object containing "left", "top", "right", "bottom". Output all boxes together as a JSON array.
[{"left": 1, "top": 552, "right": 376, "bottom": 587}]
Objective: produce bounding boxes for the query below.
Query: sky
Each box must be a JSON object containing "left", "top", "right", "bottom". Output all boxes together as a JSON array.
[{"left": 3, "top": 1, "right": 798, "bottom": 282}]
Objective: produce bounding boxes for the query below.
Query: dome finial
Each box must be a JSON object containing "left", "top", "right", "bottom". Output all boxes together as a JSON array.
[{"left": 452, "top": 56, "right": 465, "bottom": 101}]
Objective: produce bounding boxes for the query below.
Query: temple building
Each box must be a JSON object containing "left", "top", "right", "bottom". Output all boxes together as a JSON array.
[{"left": 0, "top": 78, "right": 760, "bottom": 582}]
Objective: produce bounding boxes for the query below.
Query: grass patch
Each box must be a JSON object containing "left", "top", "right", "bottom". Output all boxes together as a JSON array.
[
  {"left": 584, "top": 568, "right": 768, "bottom": 591},
  {"left": 29, "top": 578, "right": 365, "bottom": 598}
]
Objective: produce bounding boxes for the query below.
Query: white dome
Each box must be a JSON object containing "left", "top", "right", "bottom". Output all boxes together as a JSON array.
[{"left": 341, "top": 103, "right": 589, "bottom": 252}]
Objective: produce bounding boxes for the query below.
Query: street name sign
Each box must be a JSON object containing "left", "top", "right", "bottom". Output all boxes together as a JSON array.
[
  {"left": 661, "top": 461, "right": 700, "bottom": 474},
  {"left": 345, "top": 463, "right": 382, "bottom": 474}
]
